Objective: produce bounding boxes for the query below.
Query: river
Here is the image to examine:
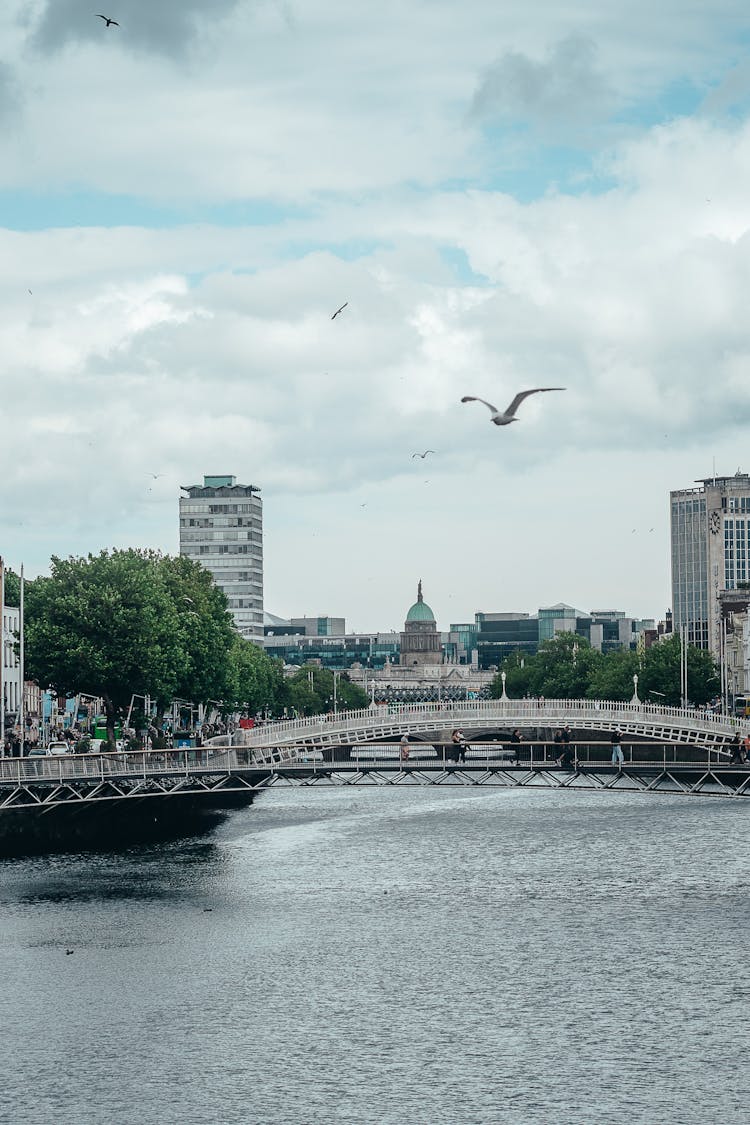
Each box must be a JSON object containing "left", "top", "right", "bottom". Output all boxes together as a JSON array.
[{"left": 2, "top": 787, "right": 749, "bottom": 1124}]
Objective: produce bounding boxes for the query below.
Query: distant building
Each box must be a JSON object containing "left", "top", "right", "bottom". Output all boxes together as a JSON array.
[
  {"left": 671, "top": 472, "right": 750, "bottom": 656},
  {"left": 474, "top": 604, "right": 655, "bottom": 669},
  {"left": 179, "top": 474, "right": 263, "bottom": 642},
  {"left": 399, "top": 581, "right": 442, "bottom": 667},
  {"left": 265, "top": 615, "right": 347, "bottom": 638},
  {"left": 1, "top": 603, "right": 20, "bottom": 727}
]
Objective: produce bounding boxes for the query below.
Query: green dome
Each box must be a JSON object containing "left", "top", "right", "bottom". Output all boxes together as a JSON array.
[{"left": 406, "top": 581, "right": 435, "bottom": 622}]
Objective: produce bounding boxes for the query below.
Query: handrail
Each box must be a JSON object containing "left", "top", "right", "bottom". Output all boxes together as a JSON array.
[{"left": 205, "top": 698, "right": 749, "bottom": 750}]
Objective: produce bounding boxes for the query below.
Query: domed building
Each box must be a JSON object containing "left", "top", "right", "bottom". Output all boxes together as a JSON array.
[{"left": 399, "top": 580, "right": 443, "bottom": 666}]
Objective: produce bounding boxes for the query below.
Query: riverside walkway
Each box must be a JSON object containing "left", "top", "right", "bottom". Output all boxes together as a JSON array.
[{"left": 2, "top": 738, "right": 750, "bottom": 813}]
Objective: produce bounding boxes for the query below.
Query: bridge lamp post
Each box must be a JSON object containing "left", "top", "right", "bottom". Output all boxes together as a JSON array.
[
  {"left": 500, "top": 671, "right": 509, "bottom": 702},
  {"left": 631, "top": 674, "right": 640, "bottom": 705},
  {"left": 332, "top": 671, "right": 339, "bottom": 717}
]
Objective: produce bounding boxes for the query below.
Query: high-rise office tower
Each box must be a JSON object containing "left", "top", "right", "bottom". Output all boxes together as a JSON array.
[
  {"left": 179, "top": 474, "right": 264, "bottom": 642},
  {"left": 670, "top": 472, "right": 750, "bottom": 655}
]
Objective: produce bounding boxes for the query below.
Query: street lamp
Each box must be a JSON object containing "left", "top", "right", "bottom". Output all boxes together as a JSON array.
[
  {"left": 369, "top": 679, "right": 375, "bottom": 706},
  {"left": 631, "top": 673, "right": 640, "bottom": 705},
  {"left": 333, "top": 670, "right": 340, "bottom": 717},
  {"left": 500, "top": 671, "right": 508, "bottom": 702}
]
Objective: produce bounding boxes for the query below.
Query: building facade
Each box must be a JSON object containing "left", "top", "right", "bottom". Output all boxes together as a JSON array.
[
  {"left": 399, "top": 581, "right": 442, "bottom": 666},
  {"left": 179, "top": 474, "right": 264, "bottom": 642},
  {"left": 1, "top": 603, "right": 20, "bottom": 727},
  {"left": 671, "top": 472, "right": 750, "bottom": 656}
]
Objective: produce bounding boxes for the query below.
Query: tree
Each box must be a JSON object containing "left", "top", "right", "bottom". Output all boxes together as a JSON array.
[
  {"left": 587, "top": 648, "right": 639, "bottom": 701},
  {"left": 2, "top": 567, "right": 20, "bottom": 608},
  {"left": 24, "top": 550, "right": 189, "bottom": 743},
  {"left": 640, "top": 635, "right": 719, "bottom": 706},
  {"left": 224, "top": 636, "right": 286, "bottom": 716},
  {"left": 523, "top": 633, "right": 600, "bottom": 699},
  {"left": 285, "top": 665, "right": 369, "bottom": 716},
  {"left": 158, "top": 554, "right": 236, "bottom": 708},
  {"left": 490, "top": 651, "right": 532, "bottom": 699}
]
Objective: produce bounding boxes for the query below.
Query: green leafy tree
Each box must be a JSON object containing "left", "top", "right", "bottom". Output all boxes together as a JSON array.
[
  {"left": 490, "top": 651, "right": 533, "bottom": 699},
  {"left": 640, "top": 635, "right": 719, "bottom": 706},
  {"left": 159, "top": 554, "right": 236, "bottom": 708},
  {"left": 587, "top": 648, "right": 640, "bottom": 700},
  {"left": 527, "top": 633, "right": 600, "bottom": 698},
  {"left": 24, "top": 550, "right": 190, "bottom": 743},
  {"left": 225, "top": 636, "right": 286, "bottom": 715},
  {"left": 2, "top": 567, "right": 21, "bottom": 608},
  {"left": 285, "top": 665, "right": 369, "bottom": 716}
]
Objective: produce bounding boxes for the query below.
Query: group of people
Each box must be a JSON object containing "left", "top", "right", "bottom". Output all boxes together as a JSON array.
[{"left": 729, "top": 732, "right": 750, "bottom": 765}]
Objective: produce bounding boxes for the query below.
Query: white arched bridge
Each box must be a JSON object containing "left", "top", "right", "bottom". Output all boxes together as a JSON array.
[{"left": 222, "top": 698, "right": 748, "bottom": 758}]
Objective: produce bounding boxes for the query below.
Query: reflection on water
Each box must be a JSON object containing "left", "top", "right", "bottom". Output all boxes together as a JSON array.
[{"left": 2, "top": 788, "right": 750, "bottom": 1124}]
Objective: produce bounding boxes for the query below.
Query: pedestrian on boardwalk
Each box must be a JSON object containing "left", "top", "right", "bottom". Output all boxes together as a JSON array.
[
  {"left": 560, "top": 725, "right": 574, "bottom": 769},
  {"left": 510, "top": 728, "right": 523, "bottom": 766},
  {"left": 730, "top": 732, "right": 743, "bottom": 765},
  {"left": 553, "top": 728, "right": 564, "bottom": 765},
  {"left": 400, "top": 734, "right": 410, "bottom": 762},
  {"left": 450, "top": 729, "right": 462, "bottom": 764},
  {"left": 611, "top": 728, "right": 625, "bottom": 767}
]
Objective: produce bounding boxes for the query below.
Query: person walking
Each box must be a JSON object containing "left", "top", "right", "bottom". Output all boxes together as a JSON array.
[
  {"left": 553, "top": 728, "right": 564, "bottom": 766},
  {"left": 510, "top": 728, "right": 523, "bottom": 766},
  {"left": 560, "top": 724, "right": 574, "bottom": 769},
  {"left": 400, "top": 734, "right": 410, "bottom": 762},
  {"left": 450, "top": 729, "right": 462, "bottom": 764},
  {"left": 611, "top": 728, "right": 625, "bottom": 767}
]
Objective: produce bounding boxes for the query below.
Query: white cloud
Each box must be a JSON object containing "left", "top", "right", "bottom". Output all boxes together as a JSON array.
[{"left": 3, "top": 4, "right": 750, "bottom": 631}]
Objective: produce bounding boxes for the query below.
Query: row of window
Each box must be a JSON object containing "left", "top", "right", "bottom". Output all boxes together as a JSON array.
[
  {"left": 180, "top": 518, "right": 261, "bottom": 531},
  {"left": 183, "top": 544, "right": 262, "bottom": 557},
  {"left": 180, "top": 531, "right": 261, "bottom": 543},
  {"left": 180, "top": 502, "right": 260, "bottom": 515}
]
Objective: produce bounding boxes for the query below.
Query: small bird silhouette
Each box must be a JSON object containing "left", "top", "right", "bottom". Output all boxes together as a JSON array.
[
  {"left": 65, "top": 949, "right": 74, "bottom": 955},
  {"left": 331, "top": 302, "right": 348, "bottom": 320},
  {"left": 461, "top": 388, "right": 565, "bottom": 425},
  {"left": 28, "top": 289, "right": 32, "bottom": 294},
  {"left": 146, "top": 472, "right": 163, "bottom": 479},
  {"left": 203, "top": 908, "right": 213, "bottom": 912},
  {"left": 411, "top": 450, "right": 436, "bottom": 459},
  {"left": 96, "top": 14, "right": 119, "bottom": 27}
]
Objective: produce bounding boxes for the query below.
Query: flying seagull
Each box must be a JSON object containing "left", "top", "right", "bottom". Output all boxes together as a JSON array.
[
  {"left": 411, "top": 450, "right": 436, "bottom": 459},
  {"left": 96, "top": 14, "right": 119, "bottom": 27},
  {"left": 461, "top": 387, "right": 565, "bottom": 426},
  {"left": 146, "top": 472, "right": 164, "bottom": 479},
  {"left": 331, "top": 302, "right": 348, "bottom": 320}
]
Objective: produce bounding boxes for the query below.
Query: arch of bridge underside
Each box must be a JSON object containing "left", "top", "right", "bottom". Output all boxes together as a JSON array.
[{"left": 210, "top": 700, "right": 749, "bottom": 756}]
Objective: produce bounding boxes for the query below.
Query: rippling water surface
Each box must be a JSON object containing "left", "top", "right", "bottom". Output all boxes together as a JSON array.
[{"left": 3, "top": 788, "right": 750, "bottom": 1124}]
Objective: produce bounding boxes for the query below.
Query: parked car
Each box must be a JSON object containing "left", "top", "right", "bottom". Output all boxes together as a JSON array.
[{"left": 28, "top": 741, "right": 70, "bottom": 757}]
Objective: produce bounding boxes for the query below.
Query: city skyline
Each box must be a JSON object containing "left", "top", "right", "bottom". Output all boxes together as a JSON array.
[{"left": 1, "top": 2, "right": 750, "bottom": 630}]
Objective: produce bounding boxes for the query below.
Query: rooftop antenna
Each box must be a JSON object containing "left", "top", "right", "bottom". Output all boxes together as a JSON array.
[{"left": 712, "top": 456, "right": 716, "bottom": 485}]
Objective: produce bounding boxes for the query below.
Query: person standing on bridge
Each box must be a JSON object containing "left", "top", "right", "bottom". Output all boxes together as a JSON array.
[
  {"left": 400, "top": 734, "right": 410, "bottom": 762},
  {"left": 510, "top": 729, "right": 523, "bottom": 766},
  {"left": 611, "top": 728, "right": 625, "bottom": 768}
]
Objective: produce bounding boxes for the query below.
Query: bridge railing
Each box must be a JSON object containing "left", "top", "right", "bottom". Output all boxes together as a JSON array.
[{"left": 206, "top": 698, "right": 749, "bottom": 750}]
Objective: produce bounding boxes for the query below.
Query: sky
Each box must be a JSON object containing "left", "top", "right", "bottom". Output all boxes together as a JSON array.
[{"left": 2, "top": 0, "right": 750, "bottom": 633}]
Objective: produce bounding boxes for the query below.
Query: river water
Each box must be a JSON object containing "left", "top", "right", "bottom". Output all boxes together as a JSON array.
[{"left": 2, "top": 787, "right": 749, "bottom": 1125}]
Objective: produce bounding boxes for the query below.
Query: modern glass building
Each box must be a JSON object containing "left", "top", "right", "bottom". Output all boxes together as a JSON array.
[
  {"left": 179, "top": 474, "right": 263, "bottom": 642},
  {"left": 671, "top": 473, "right": 750, "bottom": 656}
]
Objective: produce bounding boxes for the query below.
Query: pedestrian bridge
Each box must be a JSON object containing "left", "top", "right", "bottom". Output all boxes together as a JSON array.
[{"left": 217, "top": 699, "right": 747, "bottom": 755}]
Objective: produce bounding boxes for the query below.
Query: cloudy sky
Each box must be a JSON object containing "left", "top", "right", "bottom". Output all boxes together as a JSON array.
[{"left": 2, "top": 0, "right": 750, "bottom": 632}]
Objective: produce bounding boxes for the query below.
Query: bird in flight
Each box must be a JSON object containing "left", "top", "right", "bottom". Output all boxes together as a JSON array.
[
  {"left": 461, "top": 387, "right": 565, "bottom": 426},
  {"left": 331, "top": 302, "right": 348, "bottom": 320},
  {"left": 411, "top": 450, "right": 436, "bottom": 459},
  {"left": 146, "top": 472, "right": 164, "bottom": 479},
  {"left": 96, "top": 14, "right": 119, "bottom": 27}
]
